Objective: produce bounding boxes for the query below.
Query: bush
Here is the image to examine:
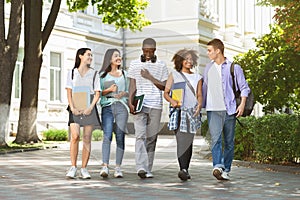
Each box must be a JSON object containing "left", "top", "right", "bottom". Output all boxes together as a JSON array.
[
  {"left": 234, "top": 116, "right": 256, "bottom": 160},
  {"left": 201, "top": 114, "right": 300, "bottom": 164},
  {"left": 254, "top": 114, "right": 300, "bottom": 164},
  {"left": 43, "top": 129, "right": 68, "bottom": 141},
  {"left": 92, "top": 129, "right": 103, "bottom": 141}
]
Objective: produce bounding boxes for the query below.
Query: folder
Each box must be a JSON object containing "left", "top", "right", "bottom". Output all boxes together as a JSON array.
[
  {"left": 171, "top": 82, "right": 185, "bottom": 107},
  {"left": 133, "top": 94, "right": 145, "bottom": 113},
  {"left": 103, "top": 80, "right": 118, "bottom": 97},
  {"left": 72, "top": 86, "right": 90, "bottom": 110}
]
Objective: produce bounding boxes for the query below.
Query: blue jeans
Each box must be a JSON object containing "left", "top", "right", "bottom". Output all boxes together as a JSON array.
[
  {"left": 207, "top": 111, "right": 236, "bottom": 172},
  {"left": 101, "top": 102, "right": 128, "bottom": 165},
  {"left": 133, "top": 106, "right": 162, "bottom": 172}
]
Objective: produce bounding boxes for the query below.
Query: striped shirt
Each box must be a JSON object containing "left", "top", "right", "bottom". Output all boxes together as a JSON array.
[{"left": 127, "top": 59, "right": 168, "bottom": 109}]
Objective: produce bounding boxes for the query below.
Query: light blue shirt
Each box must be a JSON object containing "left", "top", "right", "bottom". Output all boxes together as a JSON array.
[
  {"left": 202, "top": 59, "right": 250, "bottom": 115},
  {"left": 99, "top": 71, "right": 129, "bottom": 111}
]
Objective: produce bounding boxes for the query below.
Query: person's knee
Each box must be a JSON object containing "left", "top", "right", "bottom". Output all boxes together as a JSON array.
[{"left": 70, "top": 133, "right": 80, "bottom": 143}]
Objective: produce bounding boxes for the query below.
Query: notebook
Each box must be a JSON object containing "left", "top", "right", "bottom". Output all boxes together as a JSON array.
[
  {"left": 133, "top": 94, "right": 145, "bottom": 113},
  {"left": 72, "top": 86, "right": 90, "bottom": 110},
  {"left": 171, "top": 82, "right": 186, "bottom": 107}
]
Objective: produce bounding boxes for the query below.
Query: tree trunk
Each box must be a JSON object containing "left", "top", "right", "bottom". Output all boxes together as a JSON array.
[
  {"left": 15, "top": 0, "right": 42, "bottom": 144},
  {"left": 0, "top": 0, "right": 23, "bottom": 147},
  {"left": 14, "top": 0, "right": 61, "bottom": 144}
]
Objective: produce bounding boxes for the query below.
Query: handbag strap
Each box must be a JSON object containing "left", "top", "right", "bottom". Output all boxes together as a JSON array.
[{"left": 179, "top": 72, "right": 196, "bottom": 96}]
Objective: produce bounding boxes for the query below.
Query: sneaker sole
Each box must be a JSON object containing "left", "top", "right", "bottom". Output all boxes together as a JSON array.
[
  {"left": 114, "top": 175, "right": 123, "bottom": 178},
  {"left": 81, "top": 176, "right": 91, "bottom": 179},
  {"left": 178, "top": 171, "right": 188, "bottom": 181},
  {"left": 100, "top": 172, "right": 108, "bottom": 178},
  {"left": 213, "top": 169, "right": 225, "bottom": 180},
  {"left": 138, "top": 170, "right": 147, "bottom": 179},
  {"left": 66, "top": 176, "right": 76, "bottom": 179}
]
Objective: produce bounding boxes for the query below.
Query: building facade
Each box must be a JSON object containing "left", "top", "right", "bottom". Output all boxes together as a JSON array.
[{"left": 8, "top": 0, "right": 274, "bottom": 135}]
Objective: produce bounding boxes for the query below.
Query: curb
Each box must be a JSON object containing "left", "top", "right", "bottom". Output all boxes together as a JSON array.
[{"left": 197, "top": 150, "right": 300, "bottom": 175}]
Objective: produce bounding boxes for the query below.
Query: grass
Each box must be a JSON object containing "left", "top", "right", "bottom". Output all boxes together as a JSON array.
[{"left": 0, "top": 141, "right": 68, "bottom": 154}]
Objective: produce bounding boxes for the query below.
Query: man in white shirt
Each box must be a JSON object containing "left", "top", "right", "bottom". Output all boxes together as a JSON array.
[{"left": 128, "top": 38, "right": 168, "bottom": 179}]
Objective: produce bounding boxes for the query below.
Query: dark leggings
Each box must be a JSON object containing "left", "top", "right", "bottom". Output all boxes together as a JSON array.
[{"left": 175, "top": 130, "right": 194, "bottom": 170}]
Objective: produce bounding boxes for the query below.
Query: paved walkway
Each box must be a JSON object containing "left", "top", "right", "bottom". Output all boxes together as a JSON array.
[{"left": 0, "top": 135, "right": 299, "bottom": 200}]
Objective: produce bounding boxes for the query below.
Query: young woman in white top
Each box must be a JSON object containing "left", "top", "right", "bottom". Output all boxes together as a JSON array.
[
  {"left": 65, "top": 48, "right": 101, "bottom": 179},
  {"left": 164, "top": 49, "right": 202, "bottom": 181}
]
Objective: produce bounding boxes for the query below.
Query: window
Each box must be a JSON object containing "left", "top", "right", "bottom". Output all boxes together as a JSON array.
[
  {"left": 50, "top": 52, "right": 61, "bottom": 102},
  {"left": 13, "top": 48, "right": 24, "bottom": 99}
]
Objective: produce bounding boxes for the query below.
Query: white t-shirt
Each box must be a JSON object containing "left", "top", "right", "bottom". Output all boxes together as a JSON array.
[
  {"left": 172, "top": 70, "right": 202, "bottom": 108},
  {"left": 127, "top": 59, "right": 168, "bottom": 109},
  {"left": 65, "top": 68, "right": 100, "bottom": 94},
  {"left": 206, "top": 62, "right": 226, "bottom": 111}
]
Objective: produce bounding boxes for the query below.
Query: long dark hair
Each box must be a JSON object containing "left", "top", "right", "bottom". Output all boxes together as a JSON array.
[
  {"left": 100, "top": 48, "right": 121, "bottom": 78},
  {"left": 72, "top": 48, "right": 91, "bottom": 78},
  {"left": 172, "top": 49, "right": 198, "bottom": 72}
]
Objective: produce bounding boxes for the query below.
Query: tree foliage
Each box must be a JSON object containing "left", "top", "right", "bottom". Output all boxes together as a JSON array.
[
  {"left": 234, "top": 25, "right": 300, "bottom": 113},
  {"left": 258, "top": 0, "right": 300, "bottom": 51},
  {"left": 67, "top": 0, "right": 151, "bottom": 31},
  {"left": 1, "top": 0, "right": 150, "bottom": 145}
]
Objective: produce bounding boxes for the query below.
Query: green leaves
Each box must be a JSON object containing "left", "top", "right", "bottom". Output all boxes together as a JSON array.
[
  {"left": 235, "top": 25, "right": 300, "bottom": 113},
  {"left": 258, "top": 0, "right": 300, "bottom": 51},
  {"left": 66, "top": 0, "right": 151, "bottom": 31}
]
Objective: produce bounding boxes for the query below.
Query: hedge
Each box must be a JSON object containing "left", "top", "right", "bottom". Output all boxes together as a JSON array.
[{"left": 201, "top": 114, "right": 300, "bottom": 164}]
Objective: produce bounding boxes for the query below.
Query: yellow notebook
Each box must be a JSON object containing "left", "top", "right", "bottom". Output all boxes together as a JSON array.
[
  {"left": 171, "top": 82, "right": 186, "bottom": 107},
  {"left": 172, "top": 89, "right": 184, "bottom": 106}
]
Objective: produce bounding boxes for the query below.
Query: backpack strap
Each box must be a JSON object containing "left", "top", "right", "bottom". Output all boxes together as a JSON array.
[
  {"left": 230, "top": 62, "right": 240, "bottom": 98},
  {"left": 93, "top": 70, "right": 97, "bottom": 91}
]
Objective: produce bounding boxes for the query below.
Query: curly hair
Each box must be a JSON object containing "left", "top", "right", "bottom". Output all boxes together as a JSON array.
[{"left": 172, "top": 49, "right": 198, "bottom": 72}]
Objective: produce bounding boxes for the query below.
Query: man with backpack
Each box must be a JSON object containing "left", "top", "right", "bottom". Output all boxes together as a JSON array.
[{"left": 202, "top": 39, "right": 251, "bottom": 180}]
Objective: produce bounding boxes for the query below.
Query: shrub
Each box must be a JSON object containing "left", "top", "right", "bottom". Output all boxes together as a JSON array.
[
  {"left": 43, "top": 129, "right": 68, "bottom": 141},
  {"left": 201, "top": 114, "right": 300, "bottom": 165},
  {"left": 254, "top": 114, "right": 300, "bottom": 164},
  {"left": 234, "top": 116, "right": 256, "bottom": 161},
  {"left": 92, "top": 129, "right": 103, "bottom": 141}
]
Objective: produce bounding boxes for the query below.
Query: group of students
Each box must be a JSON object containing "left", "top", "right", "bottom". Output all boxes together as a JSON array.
[{"left": 65, "top": 37, "right": 250, "bottom": 182}]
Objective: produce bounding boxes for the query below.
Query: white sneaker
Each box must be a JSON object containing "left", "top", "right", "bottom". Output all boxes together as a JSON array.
[
  {"left": 146, "top": 172, "right": 154, "bottom": 178},
  {"left": 66, "top": 166, "right": 77, "bottom": 179},
  {"left": 80, "top": 168, "right": 91, "bottom": 179},
  {"left": 100, "top": 166, "right": 109, "bottom": 178},
  {"left": 221, "top": 172, "right": 230, "bottom": 180},
  {"left": 212, "top": 167, "right": 223, "bottom": 180},
  {"left": 114, "top": 167, "right": 123, "bottom": 178}
]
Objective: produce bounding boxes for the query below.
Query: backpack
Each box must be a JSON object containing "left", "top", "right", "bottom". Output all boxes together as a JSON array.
[{"left": 230, "top": 63, "right": 255, "bottom": 117}]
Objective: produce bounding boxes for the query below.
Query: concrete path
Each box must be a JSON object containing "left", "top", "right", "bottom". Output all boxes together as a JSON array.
[{"left": 0, "top": 135, "right": 299, "bottom": 200}]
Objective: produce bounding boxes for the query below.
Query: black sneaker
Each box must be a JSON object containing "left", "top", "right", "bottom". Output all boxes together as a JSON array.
[
  {"left": 178, "top": 169, "right": 188, "bottom": 181},
  {"left": 137, "top": 169, "right": 147, "bottom": 179},
  {"left": 186, "top": 171, "right": 191, "bottom": 179}
]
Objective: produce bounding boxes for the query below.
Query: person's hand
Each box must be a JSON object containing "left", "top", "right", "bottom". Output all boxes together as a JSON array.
[
  {"left": 236, "top": 104, "right": 245, "bottom": 117},
  {"left": 141, "top": 69, "right": 153, "bottom": 80},
  {"left": 109, "top": 84, "right": 118, "bottom": 92},
  {"left": 170, "top": 99, "right": 179, "bottom": 108},
  {"left": 83, "top": 107, "right": 92, "bottom": 116},
  {"left": 71, "top": 108, "right": 82, "bottom": 116},
  {"left": 193, "top": 105, "right": 201, "bottom": 117},
  {"left": 114, "top": 91, "right": 125, "bottom": 99},
  {"left": 129, "top": 104, "right": 136, "bottom": 115}
]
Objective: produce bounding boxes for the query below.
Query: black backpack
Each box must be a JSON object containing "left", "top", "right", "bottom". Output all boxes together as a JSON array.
[{"left": 230, "top": 62, "right": 255, "bottom": 117}]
